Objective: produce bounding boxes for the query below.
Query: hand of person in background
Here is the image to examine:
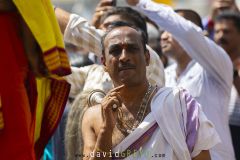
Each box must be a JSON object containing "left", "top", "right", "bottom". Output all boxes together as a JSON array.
[
  {"left": 211, "top": 0, "right": 239, "bottom": 20},
  {"left": 125, "top": 0, "right": 139, "bottom": 6},
  {"left": 91, "top": 0, "right": 116, "bottom": 28}
]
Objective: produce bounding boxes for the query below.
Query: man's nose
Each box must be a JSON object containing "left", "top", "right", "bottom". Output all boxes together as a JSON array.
[{"left": 119, "top": 49, "right": 130, "bottom": 62}]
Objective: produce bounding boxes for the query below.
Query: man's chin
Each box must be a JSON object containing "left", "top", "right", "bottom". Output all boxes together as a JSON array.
[
  {"left": 119, "top": 77, "right": 132, "bottom": 84},
  {"left": 119, "top": 77, "right": 137, "bottom": 86}
]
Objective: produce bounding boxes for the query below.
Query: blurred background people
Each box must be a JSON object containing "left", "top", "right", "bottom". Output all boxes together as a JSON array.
[
  {"left": 214, "top": 11, "right": 240, "bottom": 160},
  {"left": 139, "top": 1, "right": 235, "bottom": 159},
  {"left": 203, "top": 0, "right": 239, "bottom": 38}
]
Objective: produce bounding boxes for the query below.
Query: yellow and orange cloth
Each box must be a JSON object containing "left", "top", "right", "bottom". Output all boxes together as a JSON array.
[
  {"left": 0, "top": 12, "right": 36, "bottom": 159},
  {"left": 13, "top": 0, "right": 71, "bottom": 76},
  {"left": 0, "top": 0, "right": 71, "bottom": 159}
]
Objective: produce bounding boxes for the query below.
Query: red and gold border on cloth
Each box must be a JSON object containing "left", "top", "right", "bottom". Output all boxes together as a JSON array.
[{"left": 34, "top": 78, "right": 70, "bottom": 159}]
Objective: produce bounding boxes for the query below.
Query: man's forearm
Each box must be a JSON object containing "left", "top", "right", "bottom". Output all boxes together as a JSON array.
[{"left": 54, "top": 7, "right": 70, "bottom": 34}]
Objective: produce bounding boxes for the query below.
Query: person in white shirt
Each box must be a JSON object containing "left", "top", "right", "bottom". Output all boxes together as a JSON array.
[
  {"left": 127, "top": 0, "right": 235, "bottom": 159},
  {"left": 214, "top": 11, "right": 240, "bottom": 160}
]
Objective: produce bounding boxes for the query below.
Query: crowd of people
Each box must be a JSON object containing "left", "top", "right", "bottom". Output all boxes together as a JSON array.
[{"left": 0, "top": 0, "right": 240, "bottom": 160}]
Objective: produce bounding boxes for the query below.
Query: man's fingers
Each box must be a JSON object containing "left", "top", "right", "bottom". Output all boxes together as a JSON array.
[
  {"left": 109, "top": 92, "right": 122, "bottom": 106},
  {"left": 111, "top": 85, "right": 125, "bottom": 92},
  {"left": 109, "top": 98, "right": 121, "bottom": 111}
]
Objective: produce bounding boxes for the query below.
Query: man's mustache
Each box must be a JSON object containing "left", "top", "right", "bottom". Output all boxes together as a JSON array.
[{"left": 118, "top": 62, "right": 136, "bottom": 70}]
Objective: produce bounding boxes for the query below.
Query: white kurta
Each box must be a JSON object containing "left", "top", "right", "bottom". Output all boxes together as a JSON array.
[{"left": 136, "top": 0, "right": 235, "bottom": 159}]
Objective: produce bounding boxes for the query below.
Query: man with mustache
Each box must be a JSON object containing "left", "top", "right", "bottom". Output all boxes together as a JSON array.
[
  {"left": 214, "top": 11, "right": 240, "bottom": 159},
  {"left": 81, "top": 22, "right": 219, "bottom": 160},
  {"left": 55, "top": 4, "right": 165, "bottom": 159},
  {"left": 55, "top": 5, "right": 165, "bottom": 99},
  {"left": 126, "top": 0, "right": 235, "bottom": 159}
]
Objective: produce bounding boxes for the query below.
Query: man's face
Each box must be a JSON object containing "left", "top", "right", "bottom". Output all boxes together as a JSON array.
[
  {"left": 160, "top": 31, "right": 185, "bottom": 59},
  {"left": 214, "top": 19, "right": 240, "bottom": 58},
  {"left": 102, "top": 26, "right": 150, "bottom": 86},
  {"left": 100, "top": 14, "right": 122, "bottom": 31}
]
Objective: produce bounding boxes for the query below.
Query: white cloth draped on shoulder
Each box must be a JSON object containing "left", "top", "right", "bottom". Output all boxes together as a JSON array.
[{"left": 112, "top": 87, "right": 220, "bottom": 160}]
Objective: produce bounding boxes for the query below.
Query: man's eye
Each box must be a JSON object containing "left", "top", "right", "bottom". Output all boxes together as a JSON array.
[
  {"left": 109, "top": 48, "right": 121, "bottom": 56},
  {"left": 128, "top": 46, "right": 139, "bottom": 52}
]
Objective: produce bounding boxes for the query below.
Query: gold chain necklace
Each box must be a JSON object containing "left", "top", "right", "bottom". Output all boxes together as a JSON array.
[{"left": 116, "top": 84, "right": 157, "bottom": 135}]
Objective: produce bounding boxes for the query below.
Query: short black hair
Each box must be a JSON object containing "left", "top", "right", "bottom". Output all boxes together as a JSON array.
[
  {"left": 100, "top": 7, "right": 148, "bottom": 40},
  {"left": 175, "top": 9, "right": 203, "bottom": 30},
  {"left": 215, "top": 11, "right": 240, "bottom": 32},
  {"left": 101, "top": 21, "right": 147, "bottom": 56}
]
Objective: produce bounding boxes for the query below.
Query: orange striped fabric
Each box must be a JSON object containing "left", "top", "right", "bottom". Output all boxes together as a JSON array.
[
  {"left": 43, "top": 47, "right": 71, "bottom": 76},
  {"left": 35, "top": 78, "right": 70, "bottom": 159}
]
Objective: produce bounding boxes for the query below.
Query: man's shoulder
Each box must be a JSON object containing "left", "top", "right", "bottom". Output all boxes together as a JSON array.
[
  {"left": 154, "top": 86, "right": 183, "bottom": 98},
  {"left": 84, "top": 104, "right": 102, "bottom": 118},
  {"left": 82, "top": 104, "right": 102, "bottom": 127},
  {"left": 153, "top": 87, "right": 186, "bottom": 112}
]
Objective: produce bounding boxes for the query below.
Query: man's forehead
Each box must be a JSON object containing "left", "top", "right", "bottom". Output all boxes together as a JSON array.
[
  {"left": 105, "top": 27, "right": 141, "bottom": 43},
  {"left": 215, "top": 20, "right": 235, "bottom": 28}
]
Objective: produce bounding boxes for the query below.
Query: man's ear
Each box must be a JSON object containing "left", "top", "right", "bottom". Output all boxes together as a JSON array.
[
  {"left": 101, "top": 56, "right": 108, "bottom": 72},
  {"left": 145, "top": 49, "right": 150, "bottom": 66}
]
